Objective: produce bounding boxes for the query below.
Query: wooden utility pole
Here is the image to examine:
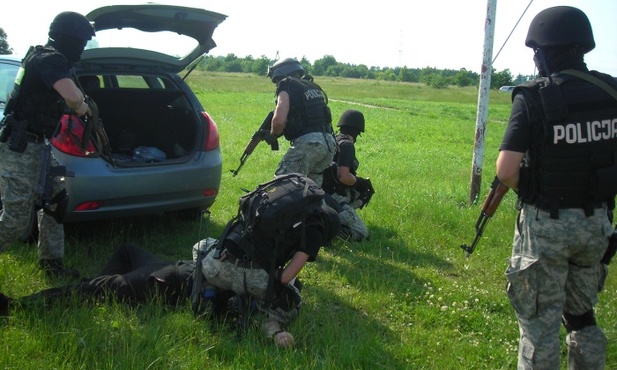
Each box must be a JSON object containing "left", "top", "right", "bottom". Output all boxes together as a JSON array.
[{"left": 469, "top": 0, "right": 497, "bottom": 203}]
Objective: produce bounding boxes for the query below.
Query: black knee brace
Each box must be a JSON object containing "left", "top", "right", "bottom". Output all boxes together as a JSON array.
[{"left": 562, "top": 310, "right": 597, "bottom": 332}]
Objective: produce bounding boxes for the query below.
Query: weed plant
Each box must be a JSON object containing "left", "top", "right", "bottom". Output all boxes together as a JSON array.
[{"left": 0, "top": 72, "right": 615, "bottom": 369}]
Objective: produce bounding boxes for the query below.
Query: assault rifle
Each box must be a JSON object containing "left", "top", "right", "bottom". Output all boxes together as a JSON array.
[
  {"left": 231, "top": 111, "right": 278, "bottom": 177},
  {"left": 460, "top": 176, "right": 509, "bottom": 257},
  {"left": 192, "top": 210, "right": 211, "bottom": 317},
  {"left": 35, "top": 142, "right": 74, "bottom": 223}
]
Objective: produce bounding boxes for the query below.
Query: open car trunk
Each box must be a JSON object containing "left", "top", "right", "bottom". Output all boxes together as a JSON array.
[{"left": 84, "top": 87, "right": 199, "bottom": 166}]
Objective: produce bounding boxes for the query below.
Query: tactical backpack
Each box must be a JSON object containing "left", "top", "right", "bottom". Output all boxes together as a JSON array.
[
  {"left": 238, "top": 172, "right": 325, "bottom": 240},
  {"left": 215, "top": 173, "right": 324, "bottom": 309}
]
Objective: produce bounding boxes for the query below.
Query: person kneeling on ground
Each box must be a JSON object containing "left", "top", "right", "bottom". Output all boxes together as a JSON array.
[
  {"left": 322, "top": 109, "right": 373, "bottom": 241},
  {"left": 196, "top": 203, "right": 340, "bottom": 348}
]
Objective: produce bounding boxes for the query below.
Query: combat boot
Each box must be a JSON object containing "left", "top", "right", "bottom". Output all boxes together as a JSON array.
[
  {"left": 39, "top": 258, "right": 80, "bottom": 280},
  {"left": 0, "top": 292, "right": 12, "bottom": 316}
]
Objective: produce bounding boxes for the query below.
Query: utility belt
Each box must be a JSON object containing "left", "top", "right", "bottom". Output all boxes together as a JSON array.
[
  {"left": 26, "top": 131, "right": 46, "bottom": 144},
  {"left": 526, "top": 198, "right": 605, "bottom": 219},
  {"left": 218, "top": 249, "right": 262, "bottom": 270},
  {"left": 288, "top": 125, "right": 327, "bottom": 142}
]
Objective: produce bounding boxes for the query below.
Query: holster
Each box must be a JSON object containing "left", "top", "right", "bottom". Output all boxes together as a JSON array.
[{"left": 0, "top": 115, "right": 28, "bottom": 153}]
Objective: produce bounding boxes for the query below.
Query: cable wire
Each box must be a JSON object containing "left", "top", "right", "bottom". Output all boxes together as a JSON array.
[{"left": 492, "top": 0, "right": 534, "bottom": 64}]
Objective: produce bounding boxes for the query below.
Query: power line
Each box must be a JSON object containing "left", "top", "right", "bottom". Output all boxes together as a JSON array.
[{"left": 492, "top": 0, "right": 534, "bottom": 65}]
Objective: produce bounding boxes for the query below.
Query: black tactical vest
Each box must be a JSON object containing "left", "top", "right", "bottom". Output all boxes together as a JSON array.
[
  {"left": 335, "top": 134, "right": 359, "bottom": 174},
  {"left": 276, "top": 77, "right": 331, "bottom": 141},
  {"left": 517, "top": 72, "right": 617, "bottom": 213},
  {"left": 13, "top": 46, "right": 68, "bottom": 137}
]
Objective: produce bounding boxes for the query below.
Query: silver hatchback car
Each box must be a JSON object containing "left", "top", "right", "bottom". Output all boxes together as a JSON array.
[
  {"left": 0, "top": 55, "right": 21, "bottom": 121},
  {"left": 44, "top": 4, "right": 227, "bottom": 222}
]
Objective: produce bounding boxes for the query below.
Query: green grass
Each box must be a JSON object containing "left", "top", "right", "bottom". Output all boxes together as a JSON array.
[{"left": 1, "top": 72, "right": 615, "bottom": 369}]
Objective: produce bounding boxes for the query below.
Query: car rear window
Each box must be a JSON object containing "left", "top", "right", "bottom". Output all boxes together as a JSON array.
[{"left": 80, "top": 74, "right": 176, "bottom": 90}]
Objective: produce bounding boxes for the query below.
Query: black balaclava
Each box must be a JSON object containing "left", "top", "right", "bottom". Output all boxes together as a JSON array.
[
  {"left": 533, "top": 46, "right": 587, "bottom": 77},
  {"left": 47, "top": 33, "right": 87, "bottom": 63},
  {"left": 340, "top": 126, "right": 361, "bottom": 140}
]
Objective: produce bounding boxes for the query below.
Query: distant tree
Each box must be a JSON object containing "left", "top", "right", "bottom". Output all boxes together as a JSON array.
[
  {"left": 299, "top": 56, "right": 312, "bottom": 75},
  {"left": 252, "top": 56, "right": 270, "bottom": 76},
  {"left": 399, "top": 67, "right": 420, "bottom": 83},
  {"left": 513, "top": 73, "right": 535, "bottom": 84},
  {"left": 491, "top": 68, "right": 514, "bottom": 89},
  {"left": 375, "top": 69, "right": 397, "bottom": 81},
  {"left": 341, "top": 64, "right": 370, "bottom": 79},
  {"left": 200, "top": 55, "right": 224, "bottom": 71},
  {"left": 313, "top": 55, "right": 337, "bottom": 76},
  {"left": 453, "top": 68, "right": 476, "bottom": 87},
  {"left": 223, "top": 60, "right": 243, "bottom": 73},
  {"left": 0, "top": 28, "right": 13, "bottom": 55},
  {"left": 427, "top": 72, "right": 449, "bottom": 88}
]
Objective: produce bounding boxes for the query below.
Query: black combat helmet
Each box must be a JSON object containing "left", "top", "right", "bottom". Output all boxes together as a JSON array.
[
  {"left": 48, "top": 11, "right": 95, "bottom": 62},
  {"left": 337, "top": 109, "right": 365, "bottom": 135},
  {"left": 267, "top": 58, "right": 304, "bottom": 83},
  {"left": 49, "top": 11, "right": 95, "bottom": 41},
  {"left": 525, "top": 6, "right": 595, "bottom": 53}
]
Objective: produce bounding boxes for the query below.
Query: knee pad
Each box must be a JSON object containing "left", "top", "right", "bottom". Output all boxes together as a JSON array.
[{"left": 562, "top": 309, "right": 597, "bottom": 332}]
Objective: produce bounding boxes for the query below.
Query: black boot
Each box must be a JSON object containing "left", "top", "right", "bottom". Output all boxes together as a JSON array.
[
  {"left": 39, "top": 259, "right": 80, "bottom": 280},
  {"left": 0, "top": 292, "right": 12, "bottom": 316}
]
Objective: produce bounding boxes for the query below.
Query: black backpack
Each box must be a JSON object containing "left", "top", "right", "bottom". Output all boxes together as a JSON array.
[
  {"left": 238, "top": 172, "right": 325, "bottom": 240},
  {"left": 217, "top": 173, "right": 324, "bottom": 308}
]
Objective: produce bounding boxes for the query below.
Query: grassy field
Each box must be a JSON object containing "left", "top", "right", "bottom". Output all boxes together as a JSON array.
[{"left": 1, "top": 72, "right": 615, "bottom": 369}]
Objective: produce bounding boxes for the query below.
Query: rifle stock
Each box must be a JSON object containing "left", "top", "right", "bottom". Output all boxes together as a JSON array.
[
  {"left": 192, "top": 210, "right": 210, "bottom": 316},
  {"left": 460, "top": 176, "right": 509, "bottom": 257},
  {"left": 231, "top": 111, "right": 276, "bottom": 177}
]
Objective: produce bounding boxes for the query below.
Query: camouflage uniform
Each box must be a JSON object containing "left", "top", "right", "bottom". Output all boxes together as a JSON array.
[
  {"left": 275, "top": 131, "right": 335, "bottom": 187},
  {"left": 506, "top": 204, "right": 610, "bottom": 369},
  {"left": 197, "top": 239, "right": 299, "bottom": 325},
  {"left": 0, "top": 140, "right": 65, "bottom": 259},
  {"left": 331, "top": 192, "right": 369, "bottom": 241}
]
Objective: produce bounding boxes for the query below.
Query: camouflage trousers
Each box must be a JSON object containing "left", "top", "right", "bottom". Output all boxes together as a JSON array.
[
  {"left": 506, "top": 203, "right": 611, "bottom": 369},
  {"left": 0, "top": 141, "right": 65, "bottom": 259},
  {"left": 197, "top": 239, "right": 299, "bottom": 325},
  {"left": 275, "top": 131, "right": 336, "bottom": 187},
  {"left": 331, "top": 192, "right": 369, "bottom": 241}
]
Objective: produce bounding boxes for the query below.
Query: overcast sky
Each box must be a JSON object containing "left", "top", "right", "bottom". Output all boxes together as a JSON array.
[{"left": 1, "top": 0, "right": 615, "bottom": 77}]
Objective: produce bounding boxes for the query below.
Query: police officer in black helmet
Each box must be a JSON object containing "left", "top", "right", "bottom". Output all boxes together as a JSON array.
[
  {"left": 496, "top": 6, "right": 617, "bottom": 369},
  {"left": 322, "top": 109, "right": 370, "bottom": 241},
  {"left": 0, "top": 12, "right": 95, "bottom": 278},
  {"left": 266, "top": 58, "right": 336, "bottom": 186}
]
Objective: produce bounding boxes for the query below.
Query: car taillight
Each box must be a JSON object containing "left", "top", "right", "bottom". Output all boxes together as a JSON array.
[
  {"left": 74, "top": 201, "right": 101, "bottom": 211},
  {"left": 203, "top": 188, "right": 218, "bottom": 197},
  {"left": 51, "top": 114, "right": 97, "bottom": 157},
  {"left": 201, "top": 111, "right": 219, "bottom": 151}
]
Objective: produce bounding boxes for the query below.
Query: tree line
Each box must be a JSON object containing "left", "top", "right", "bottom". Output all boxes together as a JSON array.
[
  {"left": 198, "top": 53, "right": 536, "bottom": 89},
  {"left": 0, "top": 27, "right": 533, "bottom": 89}
]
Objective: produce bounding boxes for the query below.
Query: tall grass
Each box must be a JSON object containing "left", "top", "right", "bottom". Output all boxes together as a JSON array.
[{"left": 0, "top": 72, "right": 615, "bottom": 369}]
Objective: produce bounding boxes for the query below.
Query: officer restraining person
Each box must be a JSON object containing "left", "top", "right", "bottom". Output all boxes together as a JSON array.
[
  {"left": 496, "top": 6, "right": 617, "bottom": 370},
  {"left": 1, "top": 174, "right": 341, "bottom": 349}
]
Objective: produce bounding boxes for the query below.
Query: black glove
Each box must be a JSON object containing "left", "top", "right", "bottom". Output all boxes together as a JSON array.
[{"left": 354, "top": 177, "right": 371, "bottom": 193}]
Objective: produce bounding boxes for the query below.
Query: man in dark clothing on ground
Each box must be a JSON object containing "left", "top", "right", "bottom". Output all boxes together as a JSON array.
[{"left": 0, "top": 242, "right": 199, "bottom": 311}]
